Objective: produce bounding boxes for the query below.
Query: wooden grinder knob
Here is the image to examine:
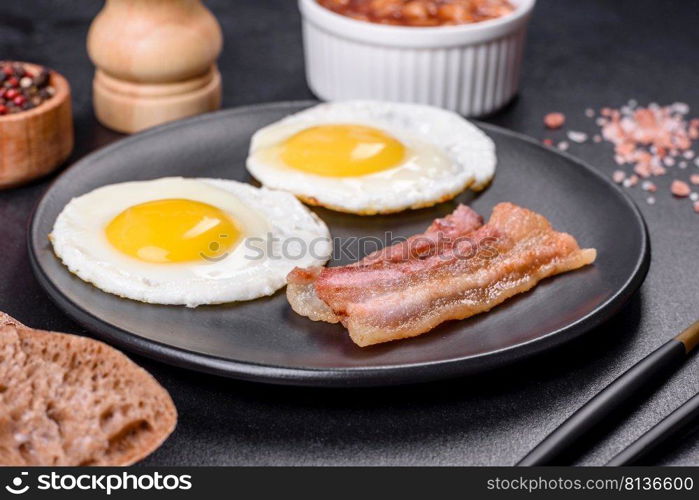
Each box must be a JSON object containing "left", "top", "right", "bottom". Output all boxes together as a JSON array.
[{"left": 88, "top": 0, "right": 223, "bottom": 134}]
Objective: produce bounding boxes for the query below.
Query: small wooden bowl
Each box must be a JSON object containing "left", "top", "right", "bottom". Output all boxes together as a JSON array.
[{"left": 0, "top": 63, "right": 74, "bottom": 189}]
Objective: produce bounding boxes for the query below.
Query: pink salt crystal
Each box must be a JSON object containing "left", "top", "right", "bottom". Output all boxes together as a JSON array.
[
  {"left": 634, "top": 108, "right": 657, "bottom": 129},
  {"left": 593, "top": 102, "right": 699, "bottom": 203},
  {"left": 671, "top": 180, "right": 691, "bottom": 197},
  {"left": 612, "top": 170, "right": 626, "bottom": 184},
  {"left": 634, "top": 163, "right": 652, "bottom": 178},
  {"left": 690, "top": 174, "right": 699, "bottom": 185},
  {"left": 650, "top": 164, "right": 667, "bottom": 176},
  {"left": 616, "top": 142, "right": 635, "bottom": 156},
  {"left": 641, "top": 180, "right": 657, "bottom": 192},
  {"left": 544, "top": 112, "right": 565, "bottom": 129},
  {"left": 623, "top": 175, "right": 639, "bottom": 188},
  {"left": 689, "top": 119, "right": 699, "bottom": 139},
  {"left": 675, "top": 136, "right": 691, "bottom": 150},
  {"left": 694, "top": 201, "right": 699, "bottom": 213}
]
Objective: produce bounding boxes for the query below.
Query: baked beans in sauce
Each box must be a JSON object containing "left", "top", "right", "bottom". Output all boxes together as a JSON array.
[{"left": 317, "top": 0, "right": 516, "bottom": 27}]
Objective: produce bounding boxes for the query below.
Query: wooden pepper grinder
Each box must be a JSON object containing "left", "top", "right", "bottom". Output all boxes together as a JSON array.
[{"left": 88, "top": 0, "right": 223, "bottom": 134}]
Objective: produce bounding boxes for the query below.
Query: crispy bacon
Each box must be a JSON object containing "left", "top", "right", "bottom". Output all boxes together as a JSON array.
[
  {"left": 287, "top": 204, "right": 483, "bottom": 323},
  {"left": 287, "top": 203, "right": 596, "bottom": 347},
  {"left": 356, "top": 204, "right": 484, "bottom": 265}
]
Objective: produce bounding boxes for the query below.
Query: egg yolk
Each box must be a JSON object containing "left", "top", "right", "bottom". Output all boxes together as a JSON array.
[
  {"left": 105, "top": 199, "right": 241, "bottom": 263},
  {"left": 280, "top": 124, "right": 406, "bottom": 177}
]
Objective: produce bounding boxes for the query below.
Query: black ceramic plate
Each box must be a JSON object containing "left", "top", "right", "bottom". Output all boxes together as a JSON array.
[{"left": 29, "top": 101, "right": 649, "bottom": 387}]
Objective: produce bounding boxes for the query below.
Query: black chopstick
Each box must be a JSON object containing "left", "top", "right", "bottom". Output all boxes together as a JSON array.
[
  {"left": 606, "top": 393, "right": 699, "bottom": 466},
  {"left": 517, "top": 320, "right": 699, "bottom": 466}
]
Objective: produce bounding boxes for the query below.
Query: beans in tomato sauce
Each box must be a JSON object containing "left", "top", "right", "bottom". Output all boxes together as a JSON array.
[{"left": 316, "top": 0, "right": 516, "bottom": 27}]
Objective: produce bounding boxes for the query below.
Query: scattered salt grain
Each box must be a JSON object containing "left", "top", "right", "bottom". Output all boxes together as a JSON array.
[
  {"left": 623, "top": 175, "right": 639, "bottom": 188},
  {"left": 673, "top": 102, "right": 690, "bottom": 114},
  {"left": 593, "top": 134, "right": 602, "bottom": 143},
  {"left": 593, "top": 103, "right": 694, "bottom": 181},
  {"left": 671, "top": 180, "right": 691, "bottom": 197},
  {"left": 557, "top": 141, "right": 569, "bottom": 151},
  {"left": 691, "top": 174, "right": 699, "bottom": 185},
  {"left": 641, "top": 180, "right": 657, "bottom": 192},
  {"left": 585, "top": 108, "right": 595, "bottom": 118},
  {"left": 567, "top": 130, "right": 588, "bottom": 143},
  {"left": 647, "top": 196, "right": 656, "bottom": 205},
  {"left": 544, "top": 112, "right": 566, "bottom": 129},
  {"left": 690, "top": 192, "right": 699, "bottom": 202},
  {"left": 612, "top": 170, "right": 626, "bottom": 184},
  {"left": 680, "top": 161, "right": 688, "bottom": 169}
]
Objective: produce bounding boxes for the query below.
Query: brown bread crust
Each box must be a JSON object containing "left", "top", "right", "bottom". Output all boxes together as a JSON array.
[{"left": 0, "top": 312, "right": 176, "bottom": 466}]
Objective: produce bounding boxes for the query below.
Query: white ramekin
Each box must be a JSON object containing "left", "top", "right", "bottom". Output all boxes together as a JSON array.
[{"left": 299, "top": 0, "right": 536, "bottom": 116}]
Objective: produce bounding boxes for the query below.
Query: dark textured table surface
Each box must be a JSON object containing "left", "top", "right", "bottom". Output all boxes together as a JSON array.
[{"left": 1, "top": 0, "right": 697, "bottom": 466}]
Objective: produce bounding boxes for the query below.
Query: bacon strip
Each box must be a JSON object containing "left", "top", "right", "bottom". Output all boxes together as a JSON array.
[
  {"left": 356, "top": 204, "right": 484, "bottom": 265},
  {"left": 287, "top": 203, "right": 596, "bottom": 347},
  {"left": 287, "top": 205, "right": 483, "bottom": 324}
]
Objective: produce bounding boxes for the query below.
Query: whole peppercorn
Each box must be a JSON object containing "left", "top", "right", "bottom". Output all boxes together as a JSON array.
[
  {"left": 0, "top": 61, "right": 55, "bottom": 116},
  {"left": 34, "top": 69, "right": 50, "bottom": 87}
]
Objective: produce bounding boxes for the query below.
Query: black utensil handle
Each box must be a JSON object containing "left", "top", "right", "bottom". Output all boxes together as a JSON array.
[
  {"left": 517, "top": 339, "right": 687, "bottom": 466},
  {"left": 606, "top": 393, "right": 699, "bottom": 466}
]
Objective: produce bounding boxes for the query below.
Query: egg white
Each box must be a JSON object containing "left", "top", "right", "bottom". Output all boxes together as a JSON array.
[
  {"left": 246, "top": 101, "right": 496, "bottom": 214},
  {"left": 50, "top": 177, "right": 332, "bottom": 307}
]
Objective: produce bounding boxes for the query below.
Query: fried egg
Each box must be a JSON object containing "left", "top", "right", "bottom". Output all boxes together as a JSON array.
[
  {"left": 246, "top": 101, "right": 496, "bottom": 214},
  {"left": 50, "top": 177, "right": 331, "bottom": 307}
]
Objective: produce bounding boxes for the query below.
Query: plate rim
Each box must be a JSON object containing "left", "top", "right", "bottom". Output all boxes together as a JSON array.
[{"left": 28, "top": 100, "right": 651, "bottom": 387}]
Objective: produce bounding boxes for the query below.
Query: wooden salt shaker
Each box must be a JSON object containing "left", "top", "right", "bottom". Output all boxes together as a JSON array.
[{"left": 87, "top": 0, "right": 223, "bottom": 134}]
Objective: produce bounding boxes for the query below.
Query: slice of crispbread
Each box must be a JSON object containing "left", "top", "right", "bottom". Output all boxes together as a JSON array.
[{"left": 0, "top": 312, "right": 176, "bottom": 466}]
